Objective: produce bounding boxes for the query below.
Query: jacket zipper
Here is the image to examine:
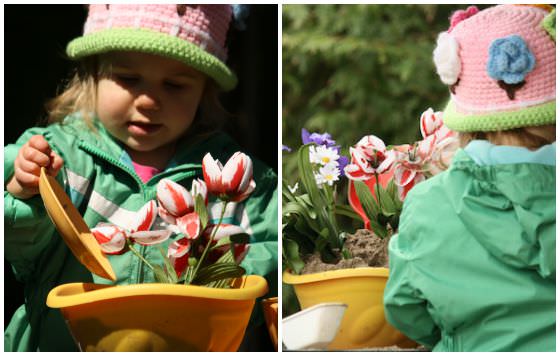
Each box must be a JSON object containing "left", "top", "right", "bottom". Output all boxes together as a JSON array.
[{"left": 78, "top": 141, "right": 202, "bottom": 283}]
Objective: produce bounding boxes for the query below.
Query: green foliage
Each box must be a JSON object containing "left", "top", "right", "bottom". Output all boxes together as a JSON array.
[
  {"left": 283, "top": 4, "right": 481, "bottom": 182},
  {"left": 282, "top": 143, "right": 368, "bottom": 274}
]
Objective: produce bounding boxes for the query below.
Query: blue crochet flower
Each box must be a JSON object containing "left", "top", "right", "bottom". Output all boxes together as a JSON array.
[{"left": 487, "top": 35, "right": 536, "bottom": 84}]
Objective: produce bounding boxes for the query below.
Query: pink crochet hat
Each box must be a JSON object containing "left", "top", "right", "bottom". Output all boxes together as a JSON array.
[
  {"left": 67, "top": 4, "right": 237, "bottom": 90},
  {"left": 433, "top": 5, "right": 556, "bottom": 132}
]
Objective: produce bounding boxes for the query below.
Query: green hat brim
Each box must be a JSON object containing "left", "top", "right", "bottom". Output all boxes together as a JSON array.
[
  {"left": 67, "top": 28, "right": 237, "bottom": 91},
  {"left": 443, "top": 99, "right": 556, "bottom": 132}
]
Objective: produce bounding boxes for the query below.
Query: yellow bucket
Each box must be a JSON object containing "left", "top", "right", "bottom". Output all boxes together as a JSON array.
[
  {"left": 283, "top": 268, "right": 415, "bottom": 350},
  {"left": 47, "top": 275, "right": 268, "bottom": 351},
  {"left": 262, "top": 297, "right": 278, "bottom": 350}
]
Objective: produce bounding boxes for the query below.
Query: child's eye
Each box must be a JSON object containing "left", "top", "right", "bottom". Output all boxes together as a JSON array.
[
  {"left": 115, "top": 74, "right": 139, "bottom": 84},
  {"left": 164, "top": 81, "right": 186, "bottom": 90}
]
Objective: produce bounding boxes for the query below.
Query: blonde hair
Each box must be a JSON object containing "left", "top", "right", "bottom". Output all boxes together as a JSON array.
[
  {"left": 45, "top": 55, "right": 227, "bottom": 140},
  {"left": 459, "top": 124, "right": 556, "bottom": 150}
]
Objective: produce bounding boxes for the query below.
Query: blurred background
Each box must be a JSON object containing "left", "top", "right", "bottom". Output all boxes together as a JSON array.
[
  {"left": 282, "top": 4, "right": 492, "bottom": 183},
  {"left": 281, "top": 4, "right": 492, "bottom": 317},
  {"left": 4, "top": 4, "right": 278, "bottom": 328}
]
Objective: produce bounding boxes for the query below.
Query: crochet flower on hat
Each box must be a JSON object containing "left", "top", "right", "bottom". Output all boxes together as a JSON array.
[
  {"left": 433, "top": 32, "right": 461, "bottom": 86},
  {"left": 487, "top": 35, "right": 536, "bottom": 99}
]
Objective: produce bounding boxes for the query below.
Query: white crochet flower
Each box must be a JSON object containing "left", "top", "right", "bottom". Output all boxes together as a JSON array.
[{"left": 433, "top": 32, "right": 461, "bottom": 85}]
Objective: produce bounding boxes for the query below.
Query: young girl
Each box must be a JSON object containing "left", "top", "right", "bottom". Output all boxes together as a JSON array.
[
  {"left": 384, "top": 5, "right": 555, "bottom": 352},
  {"left": 4, "top": 5, "right": 277, "bottom": 351}
]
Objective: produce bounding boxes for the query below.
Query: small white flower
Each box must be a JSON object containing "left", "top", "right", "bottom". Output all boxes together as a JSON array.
[
  {"left": 315, "top": 163, "right": 340, "bottom": 186},
  {"left": 433, "top": 32, "right": 461, "bottom": 85},
  {"left": 309, "top": 145, "right": 340, "bottom": 166}
]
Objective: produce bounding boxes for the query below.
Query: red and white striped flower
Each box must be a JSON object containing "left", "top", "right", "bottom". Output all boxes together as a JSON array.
[
  {"left": 202, "top": 152, "right": 256, "bottom": 202},
  {"left": 392, "top": 137, "right": 436, "bottom": 201},
  {"left": 156, "top": 179, "right": 194, "bottom": 225},
  {"left": 203, "top": 223, "right": 246, "bottom": 242},
  {"left": 344, "top": 135, "right": 396, "bottom": 181},
  {"left": 176, "top": 212, "right": 201, "bottom": 240},
  {"left": 167, "top": 237, "right": 192, "bottom": 278},
  {"left": 420, "top": 108, "right": 444, "bottom": 138},
  {"left": 419, "top": 108, "right": 459, "bottom": 175},
  {"left": 91, "top": 200, "right": 171, "bottom": 254},
  {"left": 90, "top": 224, "right": 128, "bottom": 255}
]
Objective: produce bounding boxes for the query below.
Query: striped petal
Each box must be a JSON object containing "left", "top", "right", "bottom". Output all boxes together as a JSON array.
[
  {"left": 416, "top": 135, "right": 437, "bottom": 161},
  {"left": 349, "top": 147, "right": 376, "bottom": 174},
  {"left": 202, "top": 153, "right": 224, "bottom": 194},
  {"left": 167, "top": 238, "right": 191, "bottom": 278},
  {"left": 157, "top": 206, "right": 177, "bottom": 225},
  {"left": 156, "top": 179, "right": 194, "bottom": 217},
  {"left": 130, "top": 230, "right": 172, "bottom": 246},
  {"left": 222, "top": 152, "right": 253, "bottom": 195},
  {"left": 230, "top": 179, "right": 256, "bottom": 202},
  {"left": 344, "top": 163, "right": 373, "bottom": 181},
  {"left": 356, "top": 135, "right": 386, "bottom": 159},
  {"left": 203, "top": 224, "right": 246, "bottom": 241},
  {"left": 91, "top": 225, "right": 127, "bottom": 254},
  {"left": 376, "top": 150, "right": 397, "bottom": 174},
  {"left": 176, "top": 212, "right": 201, "bottom": 240},
  {"left": 398, "top": 173, "right": 426, "bottom": 201},
  {"left": 234, "top": 244, "right": 250, "bottom": 264},
  {"left": 167, "top": 237, "right": 192, "bottom": 258},
  {"left": 191, "top": 178, "right": 208, "bottom": 204},
  {"left": 420, "top": 108, "right": 443, "bottom": 138},
  {"left": 130, "top": 200, "right": 157, "bottom": 232},
  {"left": 394, "top": 164, "right": 416, "bottom": 187}
]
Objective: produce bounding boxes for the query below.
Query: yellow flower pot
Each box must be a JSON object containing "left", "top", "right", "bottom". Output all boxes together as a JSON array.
[
  {"left": 46, "top": 275, "right": 268, "bottom": 351},
  {"left": 283, "top": 267, "right": 415, "bottom": 350}
]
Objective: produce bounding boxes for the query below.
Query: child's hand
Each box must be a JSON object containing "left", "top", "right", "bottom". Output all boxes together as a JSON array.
[{"left": 6, "top": 135, "right": 64, "bottom": 200}]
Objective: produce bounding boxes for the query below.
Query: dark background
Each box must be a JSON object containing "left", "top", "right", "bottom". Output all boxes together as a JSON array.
[{"left": 4, "top": 5, "right": 278, "bottom": 327}]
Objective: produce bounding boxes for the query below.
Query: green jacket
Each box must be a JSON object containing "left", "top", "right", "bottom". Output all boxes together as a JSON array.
[
  {"left": 4, "top": 116, "right": 278, "bottom": 351},
  {"left": 384, "top": 140, "right": 555, "bottom": 352}
]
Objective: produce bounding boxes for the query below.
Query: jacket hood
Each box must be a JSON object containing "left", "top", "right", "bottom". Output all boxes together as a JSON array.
[{"left": 452, "top": 141, "right": 555, "bottom": 280}]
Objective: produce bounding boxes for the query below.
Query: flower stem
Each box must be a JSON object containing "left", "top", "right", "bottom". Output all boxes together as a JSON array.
[
  {"left": 187, "top": 201, "right": 228, "bottom": 285},
  {"left": 374, "top": 171, "right": 383, "bottom": 213},
  {"left": 127, "top": 240, "right": 155, "bottom": 272}
]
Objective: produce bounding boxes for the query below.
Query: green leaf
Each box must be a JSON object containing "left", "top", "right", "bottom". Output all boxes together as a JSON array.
[
  {"left": 376, "top": 184, "right": 397, "bottom": 215},
  {"left": 354, "top": 180, "right": 380, "bottom": 220},
  {"left": 156, "top": 246, "right": 179, "bottom": 284},
  {"left": 194, "top": 194, "right": 209, "bottom": 231},
  {"left": 191, "top": 262, "right": 246, "bottom": 285},
  {"left": 334, "top": 204, "right": 362, "bottom": 221},
  {"left": 153, "top": 265, "right": 171, "bottom": 283},
  {"left": 282, "top": 238, "right": 305, "bottom": 274}
]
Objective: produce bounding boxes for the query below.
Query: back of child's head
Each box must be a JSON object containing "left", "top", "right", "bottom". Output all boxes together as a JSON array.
[
  {"left": 433, "top": 5, "right": 556, "bottom": 149},
  {"left": 47, "top": 4, "right": 239, "bottom": 137}
]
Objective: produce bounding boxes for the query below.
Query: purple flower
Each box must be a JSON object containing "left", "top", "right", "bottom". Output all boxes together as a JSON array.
[
  {"left": 337, "top": 155, "right": 349, "bottom": 172},
  {"left": 282, "top": 145, "right": 292, "bottom": 152},
  {"left": 301, "top": 128, "right": 336, "bottom": 147}
]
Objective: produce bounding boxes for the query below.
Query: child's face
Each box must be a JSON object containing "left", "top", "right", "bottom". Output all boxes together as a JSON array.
[{"left": 96, "top": 51, "right": 206, "bottom": 154}]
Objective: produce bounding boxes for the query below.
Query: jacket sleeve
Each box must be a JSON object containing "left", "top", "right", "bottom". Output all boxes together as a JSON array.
[
  {"left": 4, "top": 127, "right": 58, "bottom": 281},
  {"left": 238, "top": 167, "right": 278, "bottom": 296},
  {"left": 383, "top": 198, "right": 441, "bottom": 349}
]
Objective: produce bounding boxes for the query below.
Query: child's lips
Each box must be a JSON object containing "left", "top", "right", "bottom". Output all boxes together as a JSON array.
[{"left": 127, "top": 121, "right": 163, "bottom": 136}]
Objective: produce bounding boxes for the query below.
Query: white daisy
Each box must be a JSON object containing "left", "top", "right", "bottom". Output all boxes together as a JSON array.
[
  {"left": 315, "top": 163, "right": 340, "bottom": 186},
  {"left": 309, "top": 145, "right": 340, "bottom": 166}
]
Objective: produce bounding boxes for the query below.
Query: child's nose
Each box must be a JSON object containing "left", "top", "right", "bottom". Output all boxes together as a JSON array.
[{"left": 134, "top": 93, "right": 161, "bottom": 111}]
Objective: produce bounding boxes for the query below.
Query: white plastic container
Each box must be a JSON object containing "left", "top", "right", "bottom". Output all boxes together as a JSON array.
[{"left": 282, "top": 302, "right": 348, "bottom": 350}]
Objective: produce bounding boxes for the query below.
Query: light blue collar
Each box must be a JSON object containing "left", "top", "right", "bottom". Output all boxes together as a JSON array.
[{"left": 464, "top": 140, "right": 556, "bottom": 166}]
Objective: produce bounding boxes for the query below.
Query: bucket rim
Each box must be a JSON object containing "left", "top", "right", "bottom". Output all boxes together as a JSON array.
[{"left": 47, "top": 275, "right": 268, "bottom": 308}]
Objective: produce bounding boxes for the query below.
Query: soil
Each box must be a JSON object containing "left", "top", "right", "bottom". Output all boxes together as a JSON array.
[{"left": 301, "top": 229, "right": 391, "bottom": 275}]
